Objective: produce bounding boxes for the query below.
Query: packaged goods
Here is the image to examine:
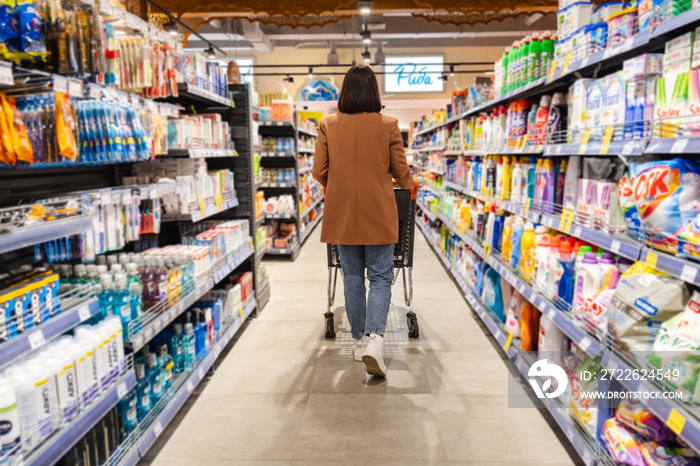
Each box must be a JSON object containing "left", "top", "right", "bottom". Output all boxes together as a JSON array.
[
  {"left": 568, "top": 355, "right": 603, "bottom": 437},
  {"left": 640, "top": 442, "right": 700, "bottom": 466},
  {"left": 602, "top": 418, "right": 646, "bottom": 466},
  {"left": 615, "top": 399, "right": 676, "bottom": 444}
]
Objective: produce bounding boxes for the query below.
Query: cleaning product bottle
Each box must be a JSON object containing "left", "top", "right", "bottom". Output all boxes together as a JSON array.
[
  {"left": 547, "top": 92, "right": 567, "bottom": 144},
  {"left": 520, "top": 301, "right": 540, "bottom": 352},
  {"left": 511, "top": 159, "right": 523, "bottom": 205},
  {"left": 540, "top": 32, "right": 554, "bottom": 79},
  {"left": 556, "top": 158, "right": 568, "bottom": 208},
  {"left": 545, "top": 236, "right": 562, "bottom": 298},
  {"left": 485, "top": 203, "right": 496, "bottom": 248},
  {"left": 502, "top": 216, "right": 514, "bottom": 262},
  {"left": 511, "top": 217, "right": 525, "bottom": 269},
  {"left": 574, "top": 252, "right": 602, "bottom": 315},
  {"left": 118, "top": 386, "right": 138, "bottom": 434},
  {"left": 534, "top": 226, "right": 551, "bottom": 292},
  {"left": 526, "top": 103, "right": 539, "bottom": 143},
  {"left": 502, "top": 156, "right": 512, "bottom": 200},
  {"left": 528, "top": 33, "right": 541, "bottom": 82},
  {"left": 526, "top": 156, "right": 537, "bottom": 210},
  {"left": 502, "top": 47, "right": 510, "bottom": 94},
  {"left": 541, "top": 159, "right": 556, "bottom": 215},
  {"left": 498, "top": 105, "right": 508, "bottom": 148},
  {"left": 495, "top": 157, "right": 504, "bottom": 198},
  {"left": 134, "top": 363, "right": 150, "bottom": 422},
  {"left": 183, "top": 322, "right": 196, "bottom": 369},
  {"left": 563, "top": 156, "right": 581, "bottom": 211},
  {"left": 484, "top": 268, "right": 505, "bottom": 322},
  {"left": 493, "top": 209, "right": 505, "bottom": 253},
  {"left": 520, "top": 221, "right": 536, "bottom": 280},
  {"left": 533, "top": 159, "right": 544, "bottom": 212},
  {"left": 535, "top": 95, "right": 551, "bottom": 145},
  {"left": 556, "top": 242, "right": 575, "bottom": 310},
  {"left": 598, "top": 252, "right": 618, "bottom": 278},
  {"left": 520, "top": 37, "right": 531, "bottom": 88}
]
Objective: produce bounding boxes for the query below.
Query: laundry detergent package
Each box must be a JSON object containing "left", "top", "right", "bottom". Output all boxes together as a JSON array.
[
  {"left": 629, "top": 158, "right": 700, "bottom": 254},
  {"left": 618, "top": 172, "right": 644, "bottom": 241},
  {"left": 688, "top": 69, "right": 700, "bottom": 137},
  {"left": 640, "top": 442, "right": 700, "bottom": 466},
  {"left": 678, "top": 206, "right": 700, "bottom": 260},
  {"left": 615, "top": 399, "right": 676, "bottom": 445},
  {"left": 649, "top": 291, "right": 700, "bottom": 401},
  {"left": 585, "top": 78, "right": 605, "bottom": 141},
  {"left": 602, "top": 418, "right": 646, "bottom": 466},
  {"left": 593, "top": 180, "right": 624, "bottom": 235},
  {"left": 605, "top": 262, "right": 688, "bottom": 359},
  {"left": 568, "top": 355, "right": 603, "bottom": 437},
  {"left": 601, "top": 72, "right": 627, "bottom": 141},
  {"left": 654, "top": 71, "right": 689, "bottom": 137}
]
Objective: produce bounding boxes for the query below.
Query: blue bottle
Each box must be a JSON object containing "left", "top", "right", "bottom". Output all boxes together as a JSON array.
[
  {"left": 135, "top": 363, "right": 151, "bottom": 421},
  {"left": 183, "top": 323, "right": 196, "bottom": 370},
  {"left": 113, "top": 273, "right": 132, "bottom": 338},
  {"left": 145, "top": 353, "right": 163, "bottom": 405},
  {"left": 510, "top": 217, "right": 525, "bottom": 270},
  {"left": 157, "top": 345, "right": 174, "bottom": 391},
  {"left": 98, "top": 272, "right": 115, "bottom": 318},
  {"left": 556, "top": 243, "right": 575, "bottom": 311},
  {"left": 126, "top": 263, "right": 143, "bottom": 334},
  {"left": 171, "top": 323, "right": 185, "bottom": 373},
  {"left": 118, "top": 389, "right": 138, "bottom": 434},
  {"left": 483, "top": 268, "right": 505, "bottom": 322},
  {"left": 492, "top": 210, "right": 505, "bottom": 253}
]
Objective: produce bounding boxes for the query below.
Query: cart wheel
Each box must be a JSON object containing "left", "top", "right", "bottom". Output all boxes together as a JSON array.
[
  {"left": 407, "top": 311, "right": 419, "bottom": 338},
  {"left": 324, "top": 312, "right": 336, "bottom": 339}
]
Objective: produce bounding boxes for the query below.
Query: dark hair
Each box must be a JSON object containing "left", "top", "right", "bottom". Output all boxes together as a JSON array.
[{"left": 337, "top": 64, "right": 382, "bottom": 114}]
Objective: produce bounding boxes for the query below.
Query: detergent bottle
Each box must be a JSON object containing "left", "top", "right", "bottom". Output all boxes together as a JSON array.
[
  {"left": 484, "top": 203, "right": 496, "bottom": 248},
  {"left": 540, "top": 159, "right": 555, "bottom": 215},
  {"left": 493, "top": 209, "right": 505, "bottom": 253},
  {"left": 502, "top": 156, "right": 512, "bottom": 200},
  {"left": 520, "top": 221, "right": 536, "bottom": 280},
  {"left": 511, "top": 158, "right": 523, "bottom": 205},
  {"left": 534, "top": 226, "right": 551, "bottom": 292},
  {"left": 520, "top": 300, "right": 540, "bottom": 352},
  {"left": 556, "top": 242, "right": 575, "bottom": 310},
  {"left": 545, "top": 236, "right": 561, "bottom": 298},
  {"left": 526, "top": 156, "right": 537, "bottom": 209},
  {"left": 511, "top": 217, "right": 525, "bottom": 270},
  {"left": 495, "top": 157, "right": 504, "bottom": 198},
  {"left": 501, "top": 216, "right": 514, "bottom": 262},
  {"left": 484, "top": 268, "right": 505, "bottom": 322},
  {"left": 573, "top": 252, "right": 602, "bottom": 316}
]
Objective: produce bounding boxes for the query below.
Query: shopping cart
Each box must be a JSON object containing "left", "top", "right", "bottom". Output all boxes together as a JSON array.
[{"left": 324, "top": 180, "right": 420, "bottom": 339}]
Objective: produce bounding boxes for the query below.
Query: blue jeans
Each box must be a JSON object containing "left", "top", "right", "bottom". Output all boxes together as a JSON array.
[{"left": 337, "top": 244, "right": 394, "bottom": 339}]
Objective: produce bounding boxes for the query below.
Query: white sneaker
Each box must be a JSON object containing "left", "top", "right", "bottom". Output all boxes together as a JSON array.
[
  {"left": 353, "top": 335, "right": 369, "bottom": 362},
  {"left": 362, "top": 334, "right": 387, "bottom": 377}
]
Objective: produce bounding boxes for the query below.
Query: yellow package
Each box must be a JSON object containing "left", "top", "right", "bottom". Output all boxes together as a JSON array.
[
  {"left": 55, "top": 91, "right": 76, "bottom": 159},
  {"left": 0, "top": 92, "right": 15, "bottom": 165},
  {"left": 1, "top": 94, "right": 33, "bottom": 163}
]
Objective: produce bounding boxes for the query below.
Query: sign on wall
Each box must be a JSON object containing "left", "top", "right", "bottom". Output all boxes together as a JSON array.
[{"left": 384, "top": 55, "right": 444, "bottom": 93}]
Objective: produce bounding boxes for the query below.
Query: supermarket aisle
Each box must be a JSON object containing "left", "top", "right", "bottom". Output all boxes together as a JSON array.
[{"left": 143, "top": 227, "right": 577, "bottom": 465}]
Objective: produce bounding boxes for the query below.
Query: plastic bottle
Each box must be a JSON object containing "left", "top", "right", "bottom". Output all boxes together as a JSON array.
[
  {"left": 534, "top": 226, "right": 551, "bottom": 292},
  {"left": 501, "top": 216, "right": 514, "bottom": 261},
  {"left": 48, "top": 339, "right": 80, "bottom": 426},
  {"left": 545, "top": 236, "right": 562, "bottom": 298},
  {"left": 574, "top": 252, "right": 602, "bottom": 315},
  {"left": 520, "top": 301, "right": 540, "bottom": 352},
  {"left": 118, "top": 387, "right": 138, "bottom": 434},
  {"left": 510, "top": 217, "right": 525, "bottom": 269},
  {"left": 502, "top": 156, "right": 512, "bottom": 200},
  {"left": 134, "top": 363, "right": 150, "bottom": 422},
  {"left": 183, "top": 323, "right": 196, "bottom": 369},
  {"left": 171, "top": 323, "right": 185, "bottom": 373},
  {"left": 511, "top": 159, "right": 523, "bottom": 205},
  {"left": 484, "top": 204, "right": 496, "bottom": 248},
  {"left": 526, "top": 156, "right": 537, "bottom": 209},
  {"left": 493, "top": 209, "right": 505, "bottom": 253},
  {"left": 540, "top": 32, "right": 554, "bottom": 78},
  {"left": 157, "top": 345, "right": 174, "bottom": 391},
  {"left": 541, "top": 159, "right": 556, "bottom": 215},
  {"left": 125, "top": 263, "right": 143, "bottom": 323},
  {"left": 547, "top": 92, "right": 567, "bottom": 144},
  {"left": 140, "top": 257, "right": 156, "bottom": 308},
  {"left": 0, "top": 377, "right": 21, "bottom": 455},
  {"left": 526, "top": 104, "right": 539, "bottom": 143},
  {"left": 598, "top": 252, "right": 618, "bottom": 278},
  {"left": 535, "top": 95, "right": 551, "bottom": 145},
  {"left": 556, "top": 242, "right": 575, "bottom": 310},
  {"left": 156, "top": 258, "right": 169, "bottom": 303},
  {"left": 498, "top": 105, "right": 508, "bottom": 148},
  {"left": 105, "top": 316, "right": 125, "bottom": 375},
  {"left": 563, "top": 156, "right": 581, "bottom": 211},
  {"left": 484, "top": 268, "right": 505, "bottom": 322},
  {"left": 495, "top": 157, "right": 504, "bottom": 198},
  {"left": 556, "top": 158, "right": 568, "bottom": 209},
  {"left": 528, "top": 33, "right": 541, "bottom": 82},
  {"left": 73, "top": 328, "right": 99, "bottom": 406},
  {"left": 25, "top": 360, "right": 57, "bottom": 441},
  {"left": 520, "top": 222, "right": 536, "bottom": 280},
  {"left": 98, "top": 273, "right": 115, "bottom": 319},
  {"left": 519, "top": 37, "right": 531, "bottom": 88},
  {"left": 533, "top": 159, "right": 544, "bottom": 212},
  {"left": 4, "top": 366, "right": 39, "bottom": 452},
  {"left": 502, "top": 47, "right": 510, "bottom": 94},
  {"left": 145, "top": 353, "right": 163, "bottom": 404}
]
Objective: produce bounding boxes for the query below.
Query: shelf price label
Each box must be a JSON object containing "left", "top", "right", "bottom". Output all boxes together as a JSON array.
[
  {"left": 116, "top": 381, "right": 128, "bottom": 399},
  {"left": 562, "top": 52, "right": 573, "bottom": 76},
  {"left": 28, "top": 330, "right": 46, "bottom": 350},
  {"left": 563, "top": 210, "right": 575, "bottom": 234},
  {"left": 215, "top": 194, "right": 223, "bottom": 209},
  {"left": 517, "top": 135, "right": 527, "bottom": 152},
  {"left": 646, "top": 252, "right": 659, "bottom": 269},
  {"left": 199, "top": 199, "right": 206, "bottom": 216},
  {"left": 548, "top": 59, "right": 558, "bottom": 82},
  {"left": 558, "top": 210, "right": 571, "bottom": 231},
  {"left": 503, "top": 331, "right": 513, "bottom": 351},
  {"left": 579, "top": 129, "right": 592, "bottom": 154},
  {"left": 667, "top": 409, "right": 686, "bottom": 435},
  {"left": 681, "top": 265, "right": 698, "bottom": 284},
  {"left": 600, "top": 126, "right": 615, "bottom": 154}
]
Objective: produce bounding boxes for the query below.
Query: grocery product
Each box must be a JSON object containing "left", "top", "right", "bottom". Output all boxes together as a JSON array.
[
  {"left": 640, "top": 442, "right": 700, "bottom": 466},
  {"left": 615, "top": 399, "right": 676, "bottom": 445},
  {"left": 602, "top": 418, "right": 646, "bottom": 466}
]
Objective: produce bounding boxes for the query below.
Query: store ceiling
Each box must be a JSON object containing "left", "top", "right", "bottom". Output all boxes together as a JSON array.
[{"left": 182, "top": 13, "right": 556, "bottom": 52}]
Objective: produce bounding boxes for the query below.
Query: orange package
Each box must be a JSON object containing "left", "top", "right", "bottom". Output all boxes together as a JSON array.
[
  {"left": 55, "top": 91, "right": 76, "bottom": 160},
  {"left": 2, "top": 94, "right": 33, "bottom": 163},
  {"left": 520, "top": 301, "right": 541, "bottom": 352},
  {"left": 0, "top": 93, "right": 15, "bottom": 165}
]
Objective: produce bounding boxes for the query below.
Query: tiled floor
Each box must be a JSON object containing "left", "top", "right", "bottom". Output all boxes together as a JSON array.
[{"left": 142, "top": 228, "right": 578, "bottom": 465}]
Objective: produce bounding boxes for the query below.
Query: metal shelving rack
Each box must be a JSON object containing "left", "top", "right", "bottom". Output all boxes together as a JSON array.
[{"left": 257, "top": 113, "right": 322, "bottom": 262}]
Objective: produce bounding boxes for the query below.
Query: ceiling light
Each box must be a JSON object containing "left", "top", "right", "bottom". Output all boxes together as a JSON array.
[
  {"left": 362, "top": 47, "right": 371, "bottom": 64},
  {"left": 361, "top": 29, "right": 371, "bottom": 44},
  {"left": 449, "top": 65, "right": 454, "bottom": 76},
  {"left": 308, "top": 67, "right": 313, "bottom": 79},
  {"left": 375, "top": 43, "right": 385, "bottom": 64},
  {"left": 165, "top": 20, "right": 178, "bottom": 36},
  {"left": 206, "top": 45, "right": 216, "bottom": 59},
  {"left": 359, "top": 0, "right": 371, "bottom": 14},
  {"left": 327, "top": 43, "right": 339, "bottom": 65}
]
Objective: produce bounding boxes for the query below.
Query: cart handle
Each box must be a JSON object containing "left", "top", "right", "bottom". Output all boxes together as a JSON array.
[{"left": 393, "top": 179, "right": 420, "bottom": 200}]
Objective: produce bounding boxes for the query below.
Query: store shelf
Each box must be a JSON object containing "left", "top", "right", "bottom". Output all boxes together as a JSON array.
[
  {"left": 264, "top": 212, "right": 296, "bottom": 220},
  {"left": 645, "top": 137, "right": 700, "bottom": 155},
  {"left": 300, "top": 210, "right": 323, "bottom": 247},
  {"left": 298, "top": 166, "right": 312, "bottom": 175},
  {"left": 0, "top": 214, "right": 93, "bottom": 255},
  {"left": 538, "top": 213, "right": 642, "bottom": 261},
  {"left": 25, "top": 369, "right": 137, "bottom": 466},
  {"left": 543, "top": 139, "right": 647, "bottom": 157},
  {"left": 638, "top": 249, "right": 700, "bottom": 288},
  {"left": 442, "top": 181, "right": 468, "bottom": 194},
  {"left": 0, "top": 297, "right": 99, "bottom": 371},
  {"left": 297, "top": 127, "right": 318, "bottom": 138},
  {"left": 416, "top": 146, "right": 445, "bottom": 153},
  {"left": 513, "top": 356, "right": 598, "bottom": 466},
  {"left": 136, "top": 297, "right": 256, "bottom": 458},
  {"left": 298, "top": 148, "right": 315, "bottom": 154},
  {"left": 255, "top": 246, "right": 267, "bottom": 262},
  {"left": 300, "top": 196, "right": 324, "bottom": 219},
  {"left": 443, "top": 150, "right": 463, "bottom": 156},
  {"left": 258, "top": 182, "right": 295, "bottom": 189},
  {"left": 258, "top": 151, "right": 296, "bottom": 158},
  {"left": 175, "top": 82, "right": 233, "bottom": 107},
  {"left": 162, "top": 196, "right": 238, "bottom": 223},
  {"left": 212, "top": 244, "right": 255, "bottom": 284},
  {"left": 166, "top": 148, "right": 237, "bottom": 158},
  {"left": 416, "top": 201, "right": 437, "bottom": 222}
]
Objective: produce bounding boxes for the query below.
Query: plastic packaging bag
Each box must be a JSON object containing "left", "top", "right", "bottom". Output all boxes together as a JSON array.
[
  {"left": 640, "top": 442, "right": 700, "bottom": 466},
  {"left": 55, "top": 91, "right": 76, "bottom": 160},
  {"left": 615, "top": 399, "right": 676, "bottom": 445},
  {"left": 602, "top": 418, "right": 646, "bottom": 466},
  {"left": 2, "top": 93, "right": 33, "bottom": 163}
]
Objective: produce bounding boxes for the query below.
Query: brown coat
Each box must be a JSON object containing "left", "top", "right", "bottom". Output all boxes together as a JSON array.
[{"left": 312, "top": 112, "right": 414, "bottom": 245}]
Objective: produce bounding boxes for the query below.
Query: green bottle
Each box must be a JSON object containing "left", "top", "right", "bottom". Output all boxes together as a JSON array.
[
  {"left": 520, "top": 37, "right": 531, "bottom": 89},
  {"left": 508, "top": 42, "right": 519, "bottom": 93},
  {"left": 528, "top": 33, "right": 541, "bottom": 82},
  {"left": 502, "top": 47, "right": 510, "bottom": 95},
  {"left": 540, "top": 32, "right": 554, "bottom": 79}
]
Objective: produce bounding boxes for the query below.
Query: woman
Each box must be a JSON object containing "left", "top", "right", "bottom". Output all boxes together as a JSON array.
[{"left": 312, "top": 64, "right": 414, "bottom": 377}]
